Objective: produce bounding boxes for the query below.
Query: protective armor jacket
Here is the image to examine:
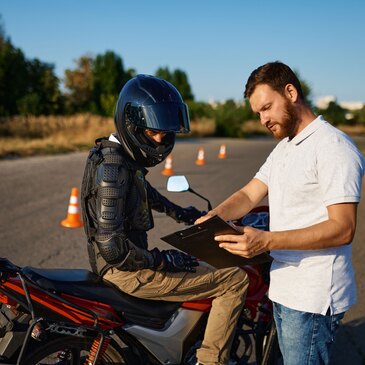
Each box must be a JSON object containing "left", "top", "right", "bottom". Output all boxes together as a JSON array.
[{"left": 81, "top": 137, "right": 194, "bottom": 276}]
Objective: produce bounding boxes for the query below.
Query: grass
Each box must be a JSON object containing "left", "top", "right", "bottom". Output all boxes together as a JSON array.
[
  {"left": 0, "top": 114, "right": 115, "bottom": 158},
  {"left": 0, "top": 114, "right": 364, "bottom": 158},
  {"left": 0, "top": 114, "right": 219, "bottom": 158}
]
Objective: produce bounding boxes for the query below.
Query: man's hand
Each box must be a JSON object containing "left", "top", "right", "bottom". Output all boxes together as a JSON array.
[
  {"left": 160, "top": 249, "right": 199, "bottom": 272},
  {"left": 195, "top": 210, "right": 217, "bottom": 224},
  {"left": 215, "top": 225, "right": 270, "bottom": 258}
]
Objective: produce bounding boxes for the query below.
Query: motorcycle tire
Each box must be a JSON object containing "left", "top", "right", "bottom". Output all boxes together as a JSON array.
[
  {"left": 20, "top": 335, "right": 134, "bottom": 365},
  {"left": 258, "top": 322, "right": 282, "bottom": 365}
]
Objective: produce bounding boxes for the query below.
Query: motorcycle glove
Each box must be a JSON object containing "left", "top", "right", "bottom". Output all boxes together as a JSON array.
[
  {"left": 159, "top": 249, "right": 199, "bottom": 273},
  {"left": 176, "top": 206, "right": 206, "bottom": 225}
]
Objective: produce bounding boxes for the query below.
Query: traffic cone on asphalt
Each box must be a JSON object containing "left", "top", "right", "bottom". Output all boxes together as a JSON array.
[
  {"left": 218, "top": 144, "right": 227, "bottom": 159},
  {"left": 195, "top": 147, "right": 206, "bottom": 166},
  {"left": 162, "top": 155, "right": 174, "bottom": 176},
  {"left": 61, "top": 187, "right": 83, "bottom": 228}
]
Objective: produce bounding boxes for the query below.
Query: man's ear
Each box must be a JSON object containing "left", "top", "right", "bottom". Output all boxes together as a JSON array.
[{"left": 285, "top": 84, "right": 298, "bottom": 103}]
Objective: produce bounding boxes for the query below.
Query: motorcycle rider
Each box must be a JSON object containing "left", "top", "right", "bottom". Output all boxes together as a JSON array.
[{"left": 81, "top": 74, "right": 249, "bottom": 365}]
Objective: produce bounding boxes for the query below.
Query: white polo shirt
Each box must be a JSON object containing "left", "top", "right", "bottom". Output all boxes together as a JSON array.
[{"left": 255, "top": 116, "right": 365, "bottom": 315}]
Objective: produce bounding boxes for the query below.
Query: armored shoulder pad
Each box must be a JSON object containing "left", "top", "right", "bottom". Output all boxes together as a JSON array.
[{"left": 95, "top": 150, "right": 130, "bottom": 233}]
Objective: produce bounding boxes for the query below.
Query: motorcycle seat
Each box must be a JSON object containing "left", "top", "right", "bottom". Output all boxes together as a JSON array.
[{"left": 22, "top": 267, "right": 181, "bottom": 329}]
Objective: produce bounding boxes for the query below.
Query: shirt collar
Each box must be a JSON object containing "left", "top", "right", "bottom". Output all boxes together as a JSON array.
[
  {"left": 289, "top": 115, "right": 326, "bottom": 145},
  {"left": 108, "top": 133, "right": 149, "bottom": 175},
  {"left": 109, "top": 133, "right": 120, "bottom": 144}
]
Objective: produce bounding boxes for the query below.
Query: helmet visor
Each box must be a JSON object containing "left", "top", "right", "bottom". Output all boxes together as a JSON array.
[{"left": 129, "top": 102, "right": 190, "bottom": 133}]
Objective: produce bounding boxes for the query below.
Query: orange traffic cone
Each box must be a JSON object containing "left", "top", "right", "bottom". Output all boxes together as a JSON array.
[
  {"left": 162, "top": 155, "right": 174, "bottom": 176},
  {"left": 61, "top": 187, "right": 83, "bottom": 228},
  {"left": 218, "top": 144, "right": 227, "bottom": 159},
  {"left": 195, "top": 147, "right": 206, "bottom": 166}
]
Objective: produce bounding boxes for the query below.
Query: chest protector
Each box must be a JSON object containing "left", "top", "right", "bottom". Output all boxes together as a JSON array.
[{"left": 81, "top": 137, "right": 154, "bottom": 275}]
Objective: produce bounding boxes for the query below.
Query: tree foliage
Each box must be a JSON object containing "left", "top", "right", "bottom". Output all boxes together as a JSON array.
[
  {"left": 294, "top": 70, "right": 312, "bottom": 107},
  {"left": 316, "top": 101, "right": 347, "bottom": 126},
  {"left": 352, "top": 106, "right": 365, "bottom": 125},
  {"left": 214, "top": 99, "right": 256, "bottom": 138},
  {"left": 0, "top": 26, "right": 61, "bottom": 116},
  {"left": 91, "top": 51, "right": 130, "bottom": 116},
  {"left": 0, "top": 30, "right": 28, "bottom": 116},
  {"left": 187, "top": 100, "right": 214, "bottom": 120},
  {"left": 64, "top": 55, "right": 93, "bottom": 113},
  {"left": 21, "top": 59, "right": 62, "bottom": 115},
  {"left": 64, "top": 51, "right": 134, "bottom": 116},
  {"left": 155, "top": 66, "right": 194, "bottom": 101}
]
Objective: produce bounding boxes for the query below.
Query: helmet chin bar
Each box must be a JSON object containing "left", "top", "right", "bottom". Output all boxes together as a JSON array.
[
  {"left": 123, "top": 128, "right": 173, "bottom": 167},
  {"left": 140, "top": 142, "right": 171, "bottom": 164},
  {"left": 142, "top": 144, "right": 165, "bottom": 159}
]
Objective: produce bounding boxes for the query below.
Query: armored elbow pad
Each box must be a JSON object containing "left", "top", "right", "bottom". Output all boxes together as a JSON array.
[
  {"left": 117, "top": 245, "right": 158, "bottom": 271},
  {"left": 96, "top": 235, "right": 125, "bottom": 266}
]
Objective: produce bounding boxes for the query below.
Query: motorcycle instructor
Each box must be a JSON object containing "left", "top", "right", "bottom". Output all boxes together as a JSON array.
[
  {"left": 81, "top": 74, "right": 249, "bottom": 365},
  {"left": 197, "top": 62, "right": 365, "bottom": 364}
]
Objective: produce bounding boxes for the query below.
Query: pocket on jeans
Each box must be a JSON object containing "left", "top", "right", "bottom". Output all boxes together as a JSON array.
[{"left": 331, "top": 312, "right": 344, "bottom": 334}]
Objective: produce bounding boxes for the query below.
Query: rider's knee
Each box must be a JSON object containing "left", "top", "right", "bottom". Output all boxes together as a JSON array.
[{"left": 228, "top": 267, "right": 249, "bottom": 293}]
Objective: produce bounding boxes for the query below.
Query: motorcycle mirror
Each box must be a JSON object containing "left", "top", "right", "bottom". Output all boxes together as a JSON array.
[
  {"left": 167, "top": 175, "right": 213, "bottom": 211},
  {"left": 167, "top": 175, "right": 190, "bottom": 192}
]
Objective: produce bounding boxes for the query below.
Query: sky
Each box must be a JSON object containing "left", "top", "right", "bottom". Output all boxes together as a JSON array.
[{"left": 1, "top": 0, "right": 365, "bottom": 104}]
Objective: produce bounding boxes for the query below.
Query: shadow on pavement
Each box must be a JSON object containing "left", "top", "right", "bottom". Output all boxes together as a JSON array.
[{"left": 331, "top": 318, "right": 365, "bottom": 365}]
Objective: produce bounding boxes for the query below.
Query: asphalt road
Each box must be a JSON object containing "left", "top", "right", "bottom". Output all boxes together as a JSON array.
[{"left": 0, "top": 137, "right": 364, "bottom": 364}]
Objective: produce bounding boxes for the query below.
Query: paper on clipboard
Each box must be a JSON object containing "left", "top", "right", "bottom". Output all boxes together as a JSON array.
[{"left": 160, "top": 215, "right": 272, "bottom": 269}]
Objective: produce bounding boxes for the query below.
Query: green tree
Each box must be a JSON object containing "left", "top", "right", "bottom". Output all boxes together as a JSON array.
[
  {"left": 187, "top": 101, "right": 214, "bottom": 121},
  {"left": 18, "top": 58, "right": 62, "bottom": 115},
  {"left": 172, "top": 69, "right": 194, "bottom": 101},
  {"left": 92, "top": 51, "right": 130, "bottom": 116},
  {"left": 215, "top": 99, "right": 247, "bottom": 138},
  {"left": 64, "top": 55, "right": 94, "bottom": 113},
  {"left": 155, "top": 66, "right": 194, "bottom": 101},
  {"left": 155, "top": 66, "right": 172, "bottom": 81},
  {"left": 0, "top": 20, "right": 62, "bottom": 116},
  {"left": 353, "top": 105, "right": 365, "bottom": 125},
  {"left": 241, "top": 99, "right": 256, "bottom": 121},
  {"left": 317, "top": 101, "right": 347, "bottom": 126},
  {"left": 0, "top": 32, "right": 28, "bottom": 115},
  {"left": 294, "top": 70, "right": 313, "bottom": 107}
]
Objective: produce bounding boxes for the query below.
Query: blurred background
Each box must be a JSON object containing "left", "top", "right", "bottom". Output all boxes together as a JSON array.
[{"left": 1, "top": 0, "right": 365, "bottom": 158}]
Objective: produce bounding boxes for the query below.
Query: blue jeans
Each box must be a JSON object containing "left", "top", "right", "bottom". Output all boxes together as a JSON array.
[{"left": 273, "top": 302, "right": 344, "bottom": 365}]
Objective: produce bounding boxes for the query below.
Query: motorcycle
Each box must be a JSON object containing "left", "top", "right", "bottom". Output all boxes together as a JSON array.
[{"left": 0, "top": 176, "right": 281, "bottom": 365}]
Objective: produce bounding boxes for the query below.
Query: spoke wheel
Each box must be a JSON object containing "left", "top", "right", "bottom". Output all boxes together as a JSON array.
[
  {"left": 257, "top": 322, "right": 283, "bottom": 365},
  {"left": 21, "top": 335, "right": 132, "bottom": 365}
]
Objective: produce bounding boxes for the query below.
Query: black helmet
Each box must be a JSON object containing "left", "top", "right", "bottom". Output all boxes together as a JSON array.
[{"left": 114, "top": 74, "right": 190, "bottom": 167}]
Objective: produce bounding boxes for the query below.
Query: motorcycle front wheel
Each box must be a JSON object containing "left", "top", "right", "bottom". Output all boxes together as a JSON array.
[
  {"left": 21, "top": 335, "right": 134, "bottom": 365},
  {"left": 256, "top": 322, "right": 282, "bottom": 365}
]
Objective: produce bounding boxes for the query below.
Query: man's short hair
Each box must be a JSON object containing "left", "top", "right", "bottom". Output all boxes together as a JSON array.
[{"left": 244, "top": 61, "right": 304, "bottom": 100}]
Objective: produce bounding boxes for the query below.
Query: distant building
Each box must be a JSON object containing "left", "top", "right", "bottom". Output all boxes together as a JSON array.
[
  {"left": 316, "top": 96, "right": 337, "bottom": 109},
  {"left": 339, "top": 101, "right": 364, "bottom": 111},
  {"left": 208, "top": 98, "right": 219, "bottom": 109},
  {"left": 316, "top": 96, "right": 364, "bottom": 111}
]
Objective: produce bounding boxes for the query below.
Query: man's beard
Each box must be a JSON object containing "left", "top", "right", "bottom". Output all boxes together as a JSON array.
[{"left": 269, "top": 100, "right": 299, "bottom": 140}]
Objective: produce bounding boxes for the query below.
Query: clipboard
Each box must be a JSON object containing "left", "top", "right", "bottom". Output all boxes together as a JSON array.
[{"left": 161, "top": 215, "right": 272, "bottom": 269}]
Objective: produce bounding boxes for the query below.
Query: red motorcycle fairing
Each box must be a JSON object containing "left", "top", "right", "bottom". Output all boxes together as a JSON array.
[
  {"left": 0, "top": 276, "right": 122, "bottom": 329},
  {"left": 1, "top": 262, "right": 270, "bottom": 335},
  {"left": 1, "top": 266, "right": 183, "bottom": 330},
  {"left": 244, "top": 264, "right": 270, "bottom": 319}
]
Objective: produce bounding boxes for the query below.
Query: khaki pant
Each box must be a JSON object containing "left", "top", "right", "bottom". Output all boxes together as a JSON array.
[{"left": 104, "top": 262, "right": 249, "bottom": 365}]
